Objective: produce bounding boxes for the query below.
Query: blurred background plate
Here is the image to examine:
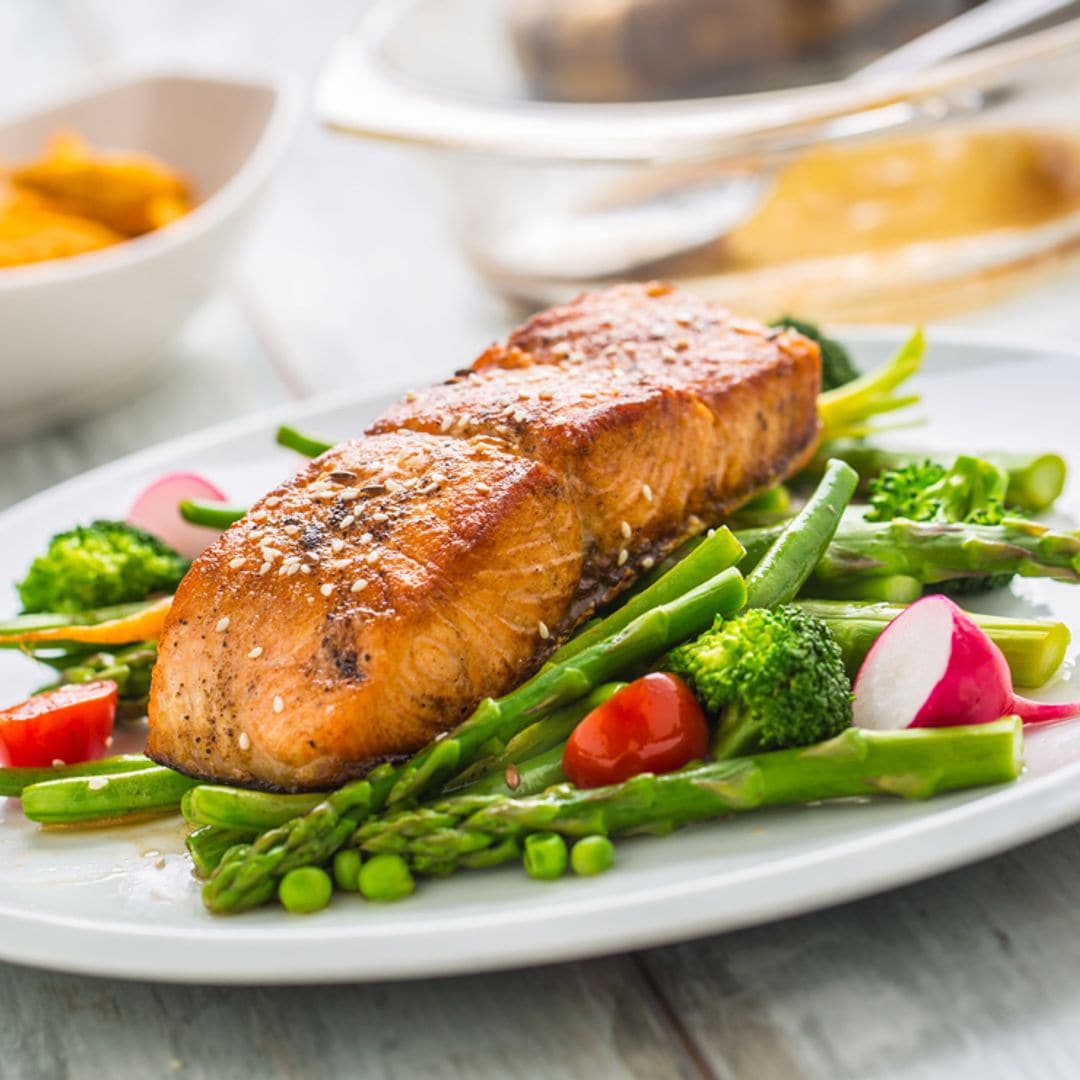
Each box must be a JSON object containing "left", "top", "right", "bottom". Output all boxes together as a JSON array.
[
  {"left": 0, "top": 71, "right": 296, "bottom": 441},
  {"left": 319, "top": 0, "right": 1080, "bottom": 321}
]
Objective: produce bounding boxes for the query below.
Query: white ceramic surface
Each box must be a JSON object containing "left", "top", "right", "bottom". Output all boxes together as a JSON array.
[
  {"left": 0, "top": 72, "right": 296, "bottom": 439},
  {"left": 2, "top": 330, "right": 1080, "bottom": 985}
]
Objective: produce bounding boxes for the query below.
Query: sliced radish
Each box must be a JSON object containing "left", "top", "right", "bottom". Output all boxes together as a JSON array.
[
  {"left": 853, "top": 594, "right": 1080, "bottom": 731},
  {"left": 128, "top": 471, "right": 229, "bottom": 559}
]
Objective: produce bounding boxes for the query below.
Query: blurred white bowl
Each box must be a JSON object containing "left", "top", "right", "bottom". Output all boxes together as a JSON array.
[{"left": 0, "top": 72, "right": 296, "bottom": 439}]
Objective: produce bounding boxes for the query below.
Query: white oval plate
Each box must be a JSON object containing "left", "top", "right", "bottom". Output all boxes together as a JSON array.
[{"left": 3, "top": 330, "right": 1080, "bottom": 985}]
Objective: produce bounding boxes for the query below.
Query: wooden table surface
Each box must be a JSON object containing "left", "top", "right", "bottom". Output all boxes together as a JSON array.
[{"left": 3, "top": 4, "right": 1080, "bottom": 1078}]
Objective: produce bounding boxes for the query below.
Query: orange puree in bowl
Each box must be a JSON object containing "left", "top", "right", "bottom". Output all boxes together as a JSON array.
[{"left": 723, "top": 129, "right": 1080, "bottom": 269}]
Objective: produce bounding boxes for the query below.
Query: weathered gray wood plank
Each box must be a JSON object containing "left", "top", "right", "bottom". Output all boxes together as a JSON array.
[
  {"left": 641, "top": 826, "right": 1080, "bottom": 1080},
  {"left": 0, "top": 955, "right": 698, "bottom": 1080}
]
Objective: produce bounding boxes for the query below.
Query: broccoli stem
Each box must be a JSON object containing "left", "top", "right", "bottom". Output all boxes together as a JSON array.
[
  {"left": 744, "top": 459, "right": 858, "bottom": 608},
  {"left": 737, "top": 519, "right": 1080, "bottom": 591},
  {"left": 276, "top": 425, "right": 334, "bottom": 457},
  {"left": 21, "top": 766, "right": 198, "bottom": 825},
  {"left": 796, "top": 599, "right": 1070, "bottom": 687},
  {"left": 354, "top": 720, "right": 1023, "bottom": 875},
  {"left": 0, "top": 754, "right": 155, "bottom": 798},
  {"left": 186, "top": 825, "right": 257, "bottom": 876},
  {"left": 179, "top": 499, "right": 247, "bottom": 529},
  {"left": 804, "top": 442, "right": 1067, "bottom": 514}
]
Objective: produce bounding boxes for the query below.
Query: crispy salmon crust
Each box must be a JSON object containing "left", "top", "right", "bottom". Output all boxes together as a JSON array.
[{"left": 148, "top": 283, "right": 821, "bottom": 790}]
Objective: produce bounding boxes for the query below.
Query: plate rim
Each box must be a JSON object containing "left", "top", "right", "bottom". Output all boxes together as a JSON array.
[{"left": 3, "top": 326, "right": 1080, "bottom": 984}]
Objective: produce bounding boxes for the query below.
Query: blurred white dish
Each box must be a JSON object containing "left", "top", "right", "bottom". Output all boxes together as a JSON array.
[{"left": 0, "top": 72, "right": 296, "bottom": 439}]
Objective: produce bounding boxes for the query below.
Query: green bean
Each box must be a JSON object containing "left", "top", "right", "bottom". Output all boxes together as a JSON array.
[
  {"left": 0, "top": 754, "right": 154, "bottom": 798},
  {"left": 183, "top": 785, "right": 325, "bottom": 831},
  {"left": 744, "top": 459, "right": 859, "bottom": 608},
  {"left": 548, "top": 527, "right": 745, "bottom": 665},
  {"left": 21, "top": 766, "right": 198, "bottom": 825},
  {"left": 523, "top": 832, "right": 568, "bottom": 880},
  {"left": 179, "top": 499, "right": 247, "bottom": 530},
  {"left": 276, "top": 425, "right": 334, "bottom": 457}
]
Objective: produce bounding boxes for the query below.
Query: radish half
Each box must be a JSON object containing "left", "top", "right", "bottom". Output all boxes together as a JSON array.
[
  {"left": 127, "top": 471, "right": 229, "bottom": 560},
  {"left": 852, "top": 594, "right": 1080, "bottom": 730}
]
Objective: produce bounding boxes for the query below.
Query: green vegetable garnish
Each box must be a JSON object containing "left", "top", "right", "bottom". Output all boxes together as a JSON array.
[
  {"left": 278, "top": 866, "right": 334, "bottom": 914},
  {"left": 358, "top": 853, "right": 415, "bottom": 902},
  {"left": 332, "top": 849, "right": 363, "bottom": 892},
  {"left": 523, "top": 832, "right": 569, "bottom": 880},
  {"left": 667, "top": 605, "right": 852, "bottom": 760},
  {"left": 571, "top": 836, "right": 616, "bottom": 877},
  {"left": 17, "top": 520, "right": 187, "bottom": 615}
]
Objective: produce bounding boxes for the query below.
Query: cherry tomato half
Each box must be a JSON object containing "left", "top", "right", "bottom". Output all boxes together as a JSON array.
[
  {"left": 562, "top": 673, "right": 709, "bottom": 789},
  {"left": 0, "top": 680, "right": 117, "bottom": 768}
]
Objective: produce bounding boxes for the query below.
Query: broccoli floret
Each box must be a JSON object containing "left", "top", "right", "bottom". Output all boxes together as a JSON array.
[
  {"left": 667, "top": 605, "right": 852, "bottom": 760},
  {"left": 865, "top": 455, "right": 1010, "bottom": 525},
  {"left": 17, "top": 520, "right": 188, "bottom": 615},
  {"left": 770, "top": 315, "right": 860, "bottom": 392},
  {"left": 863, "top": 455, "right": 1014, "bottom": 593}
]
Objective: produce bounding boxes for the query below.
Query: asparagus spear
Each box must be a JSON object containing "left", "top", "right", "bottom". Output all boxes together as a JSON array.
[
  {"left": 186, "top": 824, "right": 257, "bottom": 876},
  {"left": 21, "top": 766, "right": 198, "bottom": 825},
  {"left": 203, "top": 769, "right": 394, "bottom": 913},
  {"left": 796, "top": 599, "right": 1070, "bottom": 687},
  {"left": 354, "top": 719, "right": 1023, "bottom": 875},
  {"left": 737, "top": 519, "right": 1080, "bottom": 592},
  {"left": 805, "top": 441, "right": 1067, "bottom": 514},
  {"left": 385, "top": 566, "right": 747, "bottom": 806},
  {"left": 0, "top": 754, "right": 155, "bottom": 798},
  {"left": 444, "top": 682, "right": 624, "bottom": 792},
  {"left": 203, "top": 567, "right": 748, "bottom": 912},
  {"left": 744, "top": 459, "right": 858, "bottom": 608}
]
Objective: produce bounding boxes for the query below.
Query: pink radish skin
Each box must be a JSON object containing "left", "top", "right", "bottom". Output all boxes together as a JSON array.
[
  {"left": 853, "top": 594, "right": 1080, "bottom": 731},
  {"left": 127, "top": 471, "right": 229, "bottom": 560}
]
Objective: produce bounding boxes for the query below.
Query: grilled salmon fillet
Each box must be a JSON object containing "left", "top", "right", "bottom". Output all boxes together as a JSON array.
[{"left": 148, "top": 283, "right": 821, "bottom": 790}]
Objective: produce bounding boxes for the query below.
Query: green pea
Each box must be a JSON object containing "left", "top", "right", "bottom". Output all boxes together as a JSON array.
[
  {"left": 571, "top": 835, "right": 615, "bottom": 877},
  {"left": 523, "top": 832, "right": 568, "bottom": 880},
  {"left": 332, "top": 848, "right": 362, "bottom": 892},
  {"left": 358, "top": 853, "right": 415, "bottom": 902},
  {"left": 278, "top": 866, "right": 333, "bottom": 914}
]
